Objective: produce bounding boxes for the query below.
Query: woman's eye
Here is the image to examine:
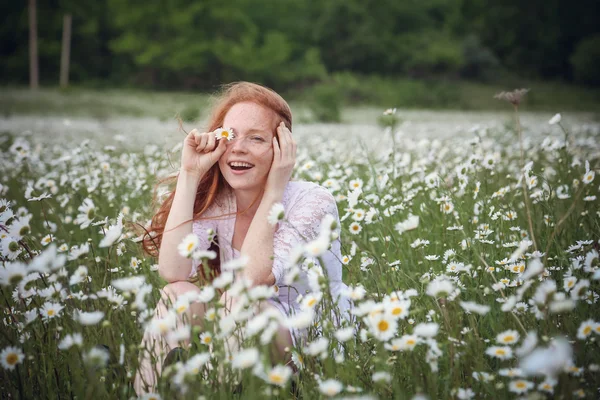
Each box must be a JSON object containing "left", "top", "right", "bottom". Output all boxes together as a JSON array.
[{"left": 252, "top": 136, "right": 264, "bottom": 142}]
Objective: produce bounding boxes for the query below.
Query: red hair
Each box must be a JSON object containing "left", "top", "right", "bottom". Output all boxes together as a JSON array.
[{"left": 141, "top": 82, "right": 293, "bottom": 284}]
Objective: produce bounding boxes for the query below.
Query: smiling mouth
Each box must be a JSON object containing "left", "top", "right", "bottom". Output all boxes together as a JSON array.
[{"left": 228, "top": 162, "right": 255, "bottom": 171}]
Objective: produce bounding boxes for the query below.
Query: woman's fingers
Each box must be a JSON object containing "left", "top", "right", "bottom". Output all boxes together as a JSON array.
[
  {"left": 272, "top": 136, "right": 281, "bottom": 165},
  {"left": 198, "top": 133, "right": 208, "bottom": 151},
  {"left": 206, "top": 132, "right": 216, "bottom": 152}
]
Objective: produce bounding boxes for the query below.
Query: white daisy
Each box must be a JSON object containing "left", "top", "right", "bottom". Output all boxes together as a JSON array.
[
  {"left": 319, "top": 379, "right": 343, "bottom": 397},
  {"left": 231, "top": 348, "right": 259, "bottom": 369},
  {"left": 214, "top": 127, "right": 235, "bottom": 141},
  {"left": 576, "top": 319, "right": 595, "bottom": 340},
  {"left": 496, "top": 330, "right": 520, "bottom": 345},
  {"left": 485, "top": 345, "right": 512, "bottom": 360},
  {"left": 348, "top": 221, "right": 362, "bottom": 235},
  {"left": 40, "top": 301, "right": 64, "bottom": 321},
  {"left": 0, "top": 346, "right": 24, "bottom": 370},
  {"left": 267, "top": 202, "right": 285, "bottom": 226},
  {"left": 178, "top": 233, "right": 199, "bottom": 258},
  {"left": 266, "top": 364, "right": 292, "bottom": 387},
  {"left": 75, "top": 310, "right": 105, "bottom": 326}
]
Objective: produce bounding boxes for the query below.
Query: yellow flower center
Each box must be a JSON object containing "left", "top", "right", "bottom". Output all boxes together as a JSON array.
[
  {"left": 48, "top": 310, "right": 55, "bottom": 316},
  {"left": 503, "top": 335, "right": 514, "bottom": 343},
  {"left": 583, "top": 326, "right": 592, "bottom": 335},
  {"left": 307, "top": 298, "right": 317, "bottom": 307},
  {"left": 496, "top": 349, "right": 506, "bottom": 356},
  {"left": 187, "top": 242, "right": 194, "bottom": 252},
  {"left": 203, "top": 337, "right": 212, "bottom": 344},
  {"left": 269, "top": 373, "right": 283, "bottom": 384},
  {"left": 378, "top": 320, "right": 389, "bottom": 332},
  {"left": 406, "top": 339, "right": 416, "bottom": 345},
  {"left": 516, "top": 381, "right": 526, "bottom": 389},
  {"left": 391, "top": 307, "right": 402, "bottom": 316},
  {"left": 176, "top": 305, "right": 187, "bottom": 313},
  {"left": 6, "top": 353, "right": 18, "bottom": 365}
]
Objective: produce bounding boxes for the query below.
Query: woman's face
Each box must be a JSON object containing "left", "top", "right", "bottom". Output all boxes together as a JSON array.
[{"left": 218, "top": 102, "right": 276, "bottom": 192}]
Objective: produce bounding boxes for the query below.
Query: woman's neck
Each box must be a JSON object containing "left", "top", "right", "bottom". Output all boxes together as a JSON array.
[{"left": 233, "top": 188, "right": 264, "bottom": 219}]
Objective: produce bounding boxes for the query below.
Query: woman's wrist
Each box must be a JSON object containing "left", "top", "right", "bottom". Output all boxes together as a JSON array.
[
  {"left": 262, "top": 188, "right": 284, "bottom": 204},
  {"left": 179, "top": 167, "right": 205, "bottom": 182}
]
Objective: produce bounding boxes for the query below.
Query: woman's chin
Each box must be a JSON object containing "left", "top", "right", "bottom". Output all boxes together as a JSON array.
[{"left": 225, "top": 176, "right": 266, "bottom": 192}]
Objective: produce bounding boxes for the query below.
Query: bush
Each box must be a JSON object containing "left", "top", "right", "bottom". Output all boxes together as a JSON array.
[
  {"left": 460, "top": 34, "right": 500, "bottom": 81},
  {"left": 570, "top": 35, "right": 600, "bottom": 86},
  {"left": 307, "top": 83, "right": 342, "bottom": 122},
  {"left": 179, "top": 105, "right": 200, "bottom": 122}
]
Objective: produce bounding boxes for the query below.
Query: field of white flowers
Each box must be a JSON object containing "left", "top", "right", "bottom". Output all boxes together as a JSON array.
[{"left": 1, "top": 96, "right": 599, "bottom": 399}]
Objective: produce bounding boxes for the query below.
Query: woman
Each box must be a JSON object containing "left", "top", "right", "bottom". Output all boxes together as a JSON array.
[{"left": 134, "top": 82, "right": 351, "bottom": 394}]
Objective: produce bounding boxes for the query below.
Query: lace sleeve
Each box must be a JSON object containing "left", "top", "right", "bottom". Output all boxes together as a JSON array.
[
  {"left": 272, "top": 186, "right": 343, "bottom": 285},
  {"left": 190, "top": 219, "right": 217, "bottom": 278}
]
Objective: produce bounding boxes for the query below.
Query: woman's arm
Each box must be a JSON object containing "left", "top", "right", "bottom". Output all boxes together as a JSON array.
[
  {"left": 238, "top": 192, "right": 280, "bottom": 286},
  {"left": 157, "top": 170, "right": 203, "bottom": 283}
]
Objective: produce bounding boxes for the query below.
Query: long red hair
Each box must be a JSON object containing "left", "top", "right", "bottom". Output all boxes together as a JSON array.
[{"left": 141, "top": 82, "right": 293, "bottom": 284}]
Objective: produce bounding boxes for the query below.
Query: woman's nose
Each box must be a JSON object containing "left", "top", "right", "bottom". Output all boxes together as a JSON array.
[{"left": 230, "top": 137, "right": 248, "bottom": 153}]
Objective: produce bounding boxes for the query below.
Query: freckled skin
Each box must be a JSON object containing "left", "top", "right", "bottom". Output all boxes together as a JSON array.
[{"left": 218, "top": 102, "right": 275, "bottom": 193}]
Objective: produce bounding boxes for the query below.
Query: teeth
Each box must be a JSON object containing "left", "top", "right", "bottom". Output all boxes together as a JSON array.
[{"left": 229, "top": 162, "right": 254, "bottom": 168}]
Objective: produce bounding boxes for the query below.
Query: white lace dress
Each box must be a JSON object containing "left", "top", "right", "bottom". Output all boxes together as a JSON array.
[{"left": 189, "top": 180, "right": 352, "bottom": 347}]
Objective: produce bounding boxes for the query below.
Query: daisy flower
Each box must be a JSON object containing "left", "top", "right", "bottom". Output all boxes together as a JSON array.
[
  {"left": 199, "top": 332, "right": 213, "bottom": 345},
  {"left": 385, "top": 299, "right": 410, "bottom": 320},
  {"left": 352, "top": 209, "right": 365, "bottom": 221},
  {"left": 576, "top": 319, "right": 595, "bottom": 340},
  {"left": 485, "top": 345, "right": 512, "bottom": 360},
  {"left": 548, "top": 113, "right": 561, "bottom": 125},
  {"left": 266, "top": 364, "right": 292, "bottom": 387},
  {"left": 267, "top": 202, "right": 285, "bottom": 225},
  {"left": 75, "top": 198, "right": 96, "bottom": 229},
  {"left": 496, "top": 330, "right": 520, "bottom": 345},
  {"left": 372, "top": 371, "right": 392, "bottom": 383},
  {"left": 300, "top": 292, "right": 322, "bottom": 310},
  {"left": 441, "top": 202, "right": 454, "bottom": 214},
  {"left": 348, "top": 178, "right": 363, "bottom": 190},
  {"left": 426, "top": 277, "right": 454, "bottom": 298},
  {"left": 1, "top": 237, "right": 22, "bottom": 261},
  {"left": 58, "top": 333, "right": 83, "bottom": 350},
  {"left": 414, "top": 322, "right": 439, "bottom": 338},
  {"left": 83, "top": 347, "right": 109, "bottom": 368},
  {"left": 178, "top": 233, "right": 200, "bottom": 258},
  {"left": 538, "top": 378, "right": 557, "bottom": 393},
  {"left": 214, "top": 127, "right": 235, "bottom": 141},
  {"left": 231, "top": 348, "right": 259, "bottom": 369},
  {"left": 582, "top": 161, "right": 595, "bottom": 184},
  {"left": 1, "top": 346, "right": 24, "bottom": 370},
  {"left": 41, "top": 301, "right": 65, "bottom": 321},
  {"left": 508, "top": 379, "right": 533, "bottom": 394},
  {"left": 40, "top": 234, "right": 54, "bottom": 246},
  {"left": 319, "top": 379, "right": 343, "bottom": 397},
  {"left": 460, "top": 301, "right": 490, "bottom": 316},
  {"left": 348, "top": 222, "right": 362, "bottom": 235},
  {"left": 367, "top": 312, "right": 397, "bottom": 342},
  {"left": 75, "top": 310, "right": 105, "bottom": 326},
  {"left": 0, "top": 262, "right": 27, "bottom": 286}
]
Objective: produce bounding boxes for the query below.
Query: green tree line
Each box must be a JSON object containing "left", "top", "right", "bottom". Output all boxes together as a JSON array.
[{"left": 1, "top": 0, "right": 599, "bottom": 90}]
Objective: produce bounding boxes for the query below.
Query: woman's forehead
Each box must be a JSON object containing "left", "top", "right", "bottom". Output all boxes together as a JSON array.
[{"left": 223, "top": 102, "right": 276, "bottom": 134}]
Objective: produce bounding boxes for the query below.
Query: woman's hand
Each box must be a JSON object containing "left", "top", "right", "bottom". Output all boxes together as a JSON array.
[
  {"left": 180, "top": 129, "right": 227, "bottom": 177},
  {"left": 265, "top": 122, "right": 296, "bottom": 200}
]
